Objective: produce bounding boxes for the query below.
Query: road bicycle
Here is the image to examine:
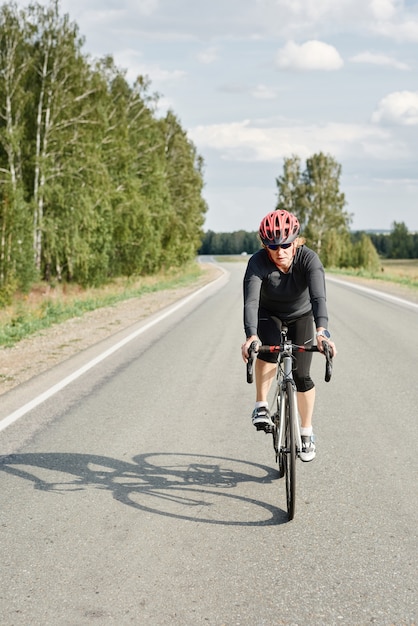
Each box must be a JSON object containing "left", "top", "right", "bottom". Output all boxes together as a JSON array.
[{"left": 246, "top": 325, "right": 333, "bottom": 521}]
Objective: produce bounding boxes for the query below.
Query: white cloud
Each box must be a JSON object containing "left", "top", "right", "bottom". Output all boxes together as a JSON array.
[
  {"left": 189, "top": 119, "right": 401, "bottom": 163},
  {"left": 132, "top": 0, "right": 160, "bottom": 16},
  {"left": 350, "top": 51, "right": 410, "bottom": 70},
  {"left": 369, "top": 0, "right": 397, "bottom": 21},
  {"left": 372, "top": 16, "right": 418, "bottom": 41},
  {"left": 12, "top": 0, "right": 418, "bottom": 43},
  {"left": 254, "top": 0, "right": 415, "bottom": 40},
  {"left": 372, "top": 177, "right": 418, "bottom": 189},
  {"left": 251, "top": 84, "right": 278, "bottom": 100},
  {"left": 276, "top": 40, "right": 343, "bottom": 71},
  {"left": 85, "top": 0, "right": 159, "bottom": 19},
  {"left": 113, "top": 49, "right": 186, "bottom": 84},
  {"left": 255, "top": 1, "right": 418, "bottom": 45},
  {"left": 197, "top": 47, "right": 220, "bottom": 64},
  {"left": 372, "top": 91, "right": 418, "bottom": 125},
  {"left": 147, "top": 66, "right": 186, "bottom": 82}
]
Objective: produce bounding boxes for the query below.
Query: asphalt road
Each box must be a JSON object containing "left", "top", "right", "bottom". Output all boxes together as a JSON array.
[{"left": 1, "top": 261, "right": 417, "bottom": 626}]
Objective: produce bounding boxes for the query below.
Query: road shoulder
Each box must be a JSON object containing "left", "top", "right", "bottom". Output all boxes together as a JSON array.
[{"left": 0, "top": 264, "right": 222, "bottom": 397}]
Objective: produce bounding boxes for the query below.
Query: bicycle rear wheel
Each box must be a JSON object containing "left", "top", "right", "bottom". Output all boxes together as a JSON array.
[{"left": 284, "top": 381, "right": 297, "bottom": 520}]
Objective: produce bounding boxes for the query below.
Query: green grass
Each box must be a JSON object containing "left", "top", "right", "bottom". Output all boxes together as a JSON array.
[
  {"left": 214, "top": 255, "right": 249, "bottom": 263},
  {"left": 329, "top": 259, "right": 418, "bottom": 291},
  {"left": 0, "top": 263, "right": 203, "bottom": 348}
]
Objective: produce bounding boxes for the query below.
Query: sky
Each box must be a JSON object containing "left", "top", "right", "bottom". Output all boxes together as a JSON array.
[{"left": 14, "top": 0, "right": 418, "bottom": 233}]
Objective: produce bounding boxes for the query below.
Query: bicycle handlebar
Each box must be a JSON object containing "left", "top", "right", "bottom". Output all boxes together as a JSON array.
[{"left": 246, "top": 340, "right": 333, "bottom": 384}]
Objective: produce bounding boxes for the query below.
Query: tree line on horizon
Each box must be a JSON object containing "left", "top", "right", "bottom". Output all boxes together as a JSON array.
[
  {"left": 368, "top": 222, "right": 418, "bottom": 259},
  {"left": 0, "top": 0, "right": 207, "bottom": 305},
  {"left": 200, "top": 222, "right": 418, "bottom": 262}
]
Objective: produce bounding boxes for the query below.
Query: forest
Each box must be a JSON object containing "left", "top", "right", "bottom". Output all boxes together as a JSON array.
[
  {"left": 368, "top": 223, "right": 418, "bottom": 259},
  {"left": 0, "top": 0, "right": 207, "bottom": 303}
]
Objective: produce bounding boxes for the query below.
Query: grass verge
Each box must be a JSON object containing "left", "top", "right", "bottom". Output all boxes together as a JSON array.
[
  {"left": 328, "top": 259, "right": 418, "bottom": 291},
  {"left": 0, "top": 262, "right": 203, "bottom": 348}
]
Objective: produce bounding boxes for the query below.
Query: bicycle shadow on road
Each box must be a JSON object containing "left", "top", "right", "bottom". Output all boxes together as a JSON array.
[{"left": 0, "top": 451, "right": 289, "bottom": 526}]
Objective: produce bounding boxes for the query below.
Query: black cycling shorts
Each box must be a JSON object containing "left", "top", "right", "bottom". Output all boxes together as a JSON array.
[{"left": 257, "top": 309, "right": 315, "bottom": 392}]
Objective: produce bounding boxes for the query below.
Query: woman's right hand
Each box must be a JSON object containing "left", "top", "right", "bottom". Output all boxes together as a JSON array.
[{"left": 241, "top": 335, "right": 260, "bottom": 363}]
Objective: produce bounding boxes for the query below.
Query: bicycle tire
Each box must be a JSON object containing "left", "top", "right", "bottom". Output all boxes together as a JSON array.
[{"left": 284, "top": 381, "right": 297, "bottom": 520}]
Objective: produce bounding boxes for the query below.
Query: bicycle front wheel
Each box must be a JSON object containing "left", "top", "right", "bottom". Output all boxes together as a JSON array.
[
  {"left": 271, "top": 387, "right": 284, "bottom": 478},
  {"left": 284, "top": 381, "right": 297, "bottom": 520}
]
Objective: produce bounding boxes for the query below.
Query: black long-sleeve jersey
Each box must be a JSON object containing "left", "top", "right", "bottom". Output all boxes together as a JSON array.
[{"left": 243, "top": 246, "right": 329, "bottom": 338}]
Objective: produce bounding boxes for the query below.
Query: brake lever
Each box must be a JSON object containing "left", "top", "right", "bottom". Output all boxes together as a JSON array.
[
  {"left": 322, "top": 341, "right": 333, "bottom": 383},
  {"left": 246, "top": 340, "right": 260, "bottom": 384}
]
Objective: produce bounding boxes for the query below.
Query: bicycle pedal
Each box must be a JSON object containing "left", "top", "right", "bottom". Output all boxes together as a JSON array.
[
  {"left": 255, "top": 422, "right": 269, "bottom": 432},
  {"left": 255, "top": 423, "right": 274, "bottom": 433}
]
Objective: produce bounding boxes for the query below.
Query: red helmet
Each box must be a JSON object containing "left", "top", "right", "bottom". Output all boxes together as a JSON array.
[{"left": 259, "top": 210, "right": 300, "bottom": 246}]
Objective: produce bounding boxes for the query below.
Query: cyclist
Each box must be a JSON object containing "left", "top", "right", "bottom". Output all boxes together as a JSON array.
[{"left": 241, "top": 210, "right": 337, "bottom": 462}]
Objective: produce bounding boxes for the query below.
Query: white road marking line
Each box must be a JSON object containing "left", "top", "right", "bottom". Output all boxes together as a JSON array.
[
  {"left": 326, "top": 276, "right": 418, "bottom": 311},
  {"left": 0, "top": 271, "right": 227, "bottom": 433}
]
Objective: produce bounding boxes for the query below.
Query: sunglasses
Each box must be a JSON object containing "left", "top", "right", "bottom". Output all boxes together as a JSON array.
[{"left": 266, "top": 242, "right": 293, "bottom": 250}]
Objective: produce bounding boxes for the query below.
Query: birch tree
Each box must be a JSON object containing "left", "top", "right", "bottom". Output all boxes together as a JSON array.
[
  {"left": 161, "top": 110, "right": 207, "bottom": 266},
  {"left": 275, "top": 155, "right": 305, "bottom": 223},
  {"left": 28, "top": 0, "right": 92, "bottom": 273},
  {"left": 302, "top": 152, "right": 350, "bottom": 256},
  {"left": 0, "top": 3, "right": 34, "bottom": 291},
  {"left": 95, "top": 62, "right": 165, "bottom": 276}
]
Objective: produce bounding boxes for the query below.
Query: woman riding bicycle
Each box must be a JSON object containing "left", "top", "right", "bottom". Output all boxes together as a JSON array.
[{"left": 241, "top": 209, "right": 337, "bottom": 462}]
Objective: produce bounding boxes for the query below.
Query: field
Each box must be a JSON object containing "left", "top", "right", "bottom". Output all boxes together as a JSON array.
[{"left": 380, "top": 259, "right": 418, "bottom": 283}]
